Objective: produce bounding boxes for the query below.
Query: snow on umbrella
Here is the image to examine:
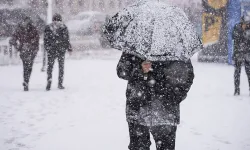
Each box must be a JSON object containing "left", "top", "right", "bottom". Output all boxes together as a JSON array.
[{"left": 103, "top": 0, "right": 202, "bottom": 61}]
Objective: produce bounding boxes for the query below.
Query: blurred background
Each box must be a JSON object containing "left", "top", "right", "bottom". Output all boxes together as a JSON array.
[
  {"left": 0, "top": 0, "right": 202, "bottom": 66},
  {"left": 0, "top": 0, "right": 202, "bottom": 20},
  {"left": 0, "top": 0, "right": 202, "bottom": 37},
  {"left": 5, "top": 0, "right": 250, "bottom": 66}
]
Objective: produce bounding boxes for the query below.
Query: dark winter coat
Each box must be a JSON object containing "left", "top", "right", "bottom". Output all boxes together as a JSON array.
[
  {"left": 10, "top": 19, "right": 39, "bottom": 61},
  {"left": 44, "top": 21, "right": 72, "bottom": 55},
  {"left": 117, "top": 53, "right": 194, "bottom": 127},
  {"left": 233, "top": 23, "right": 250, "bottom": 60}
]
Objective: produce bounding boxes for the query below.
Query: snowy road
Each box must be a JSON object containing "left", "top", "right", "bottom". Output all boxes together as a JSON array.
[{"left": 0, "top": 53, "right": 250, "bottom": 150}]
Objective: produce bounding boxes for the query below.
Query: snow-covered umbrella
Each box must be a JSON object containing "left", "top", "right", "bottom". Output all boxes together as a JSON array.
[{"left": 103, "top": 0, "right": 202, "bottom": 61}]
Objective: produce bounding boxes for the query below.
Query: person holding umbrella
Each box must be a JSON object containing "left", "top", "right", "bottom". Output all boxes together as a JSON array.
[{"left": 103, "top": 0, "right": 202, "bottom": 149}]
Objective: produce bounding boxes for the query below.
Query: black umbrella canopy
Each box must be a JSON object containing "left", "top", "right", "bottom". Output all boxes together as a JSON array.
[{"left": 104, "top": 0, "right": 202, "bottom": 61}]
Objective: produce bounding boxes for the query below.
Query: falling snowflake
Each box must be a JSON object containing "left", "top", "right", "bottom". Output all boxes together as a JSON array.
[
  {"left": 149, "top": 79, "right": 156, "bottom": 85},
  {"left": 137, "top": 92, "right": 142, "bottom": 97}
]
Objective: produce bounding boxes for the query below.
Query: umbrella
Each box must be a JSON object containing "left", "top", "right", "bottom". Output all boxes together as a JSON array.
[{"left": 103, "top": 0, "right": 202, "bottom": 61}]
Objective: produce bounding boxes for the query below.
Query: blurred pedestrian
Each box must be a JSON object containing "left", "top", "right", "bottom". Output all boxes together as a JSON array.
[
  {"left": 9, "top": 16, "right": 39, "bottom": 91},
  {"left": 44, "top": 14, "right": 72, "bottom": 91},
  {"left": 233, "top": 16, "right": 250, "bottom": 95}
]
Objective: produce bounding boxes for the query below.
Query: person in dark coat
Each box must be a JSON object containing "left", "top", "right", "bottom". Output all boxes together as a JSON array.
[
  {"left": 44, "top": 14, "right": 72, "bottom": 91},
  {"left": 9, "top": 16, "right": 39, "bottom": 91},
  {"left": 233, "top": 16, "right": 250, "bottom": 95},
  {"left": 117, "top": 53, "right": 194, "bottom": 150}
]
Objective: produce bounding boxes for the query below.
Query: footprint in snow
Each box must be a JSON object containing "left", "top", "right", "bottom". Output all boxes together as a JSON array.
[
  {"left": 4, "top": 137, "right": 15, "bottom": 144},
  {"left": 190, "top": 128, "right": 202, "bottom": 136},
  {"left": 213, "top": 135, "right": 231, "bottom": 145}
]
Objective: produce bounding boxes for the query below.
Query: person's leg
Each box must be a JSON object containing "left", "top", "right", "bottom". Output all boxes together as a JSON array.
[
  {"left": 151, "top": 125, "right": 177, "bottom": 150},
  {"left": 46, "top": 54, "right": 55, "bottom": 90},
  {"left": 41, "top": 49, "right": 46, "bottom": 72},
  {"left": 234, "top": 59, "right": 242, "bottom": 95},
  {"left": 26, "top": 58, "right": 35, "bottom": 84},
  {"left": 58, "top": 53, "right": 65, "bottom": 89},
  {"left": 22, "top": 60, "right": 26, "bottom": 82},
  {"left": 244, "top": 59, "right": 250, "bottom": 93},
  {"left": 22, "top": 59, "right": 29, "bottom": 91},
  {"left": 128, "top": 123, "right": 151, "bottom": 150}
]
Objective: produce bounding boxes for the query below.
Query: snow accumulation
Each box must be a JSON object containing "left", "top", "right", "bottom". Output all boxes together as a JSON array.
[{"left": 0, "top": 52, "right": 250, "bottom": 150}]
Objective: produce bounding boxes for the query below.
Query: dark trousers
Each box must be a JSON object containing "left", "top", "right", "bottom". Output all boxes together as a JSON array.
[
  {"left": 22, "top": 59, "right": 34, "bottom": 84},
  {"left": 234, "top": 58, "right": 250, "bottom": 90},
  {"left": 128, "top": 123, "right": 177, "bottom": 150},
  {"left": 47, "top": 53, "right": 65, "bottom": 85},
  {"left": 42, "top": 49, "right": 47, "bottom": 69}
]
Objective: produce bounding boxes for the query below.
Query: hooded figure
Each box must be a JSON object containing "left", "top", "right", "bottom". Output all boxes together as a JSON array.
[
  {"left": 44, "top": 13, "right": 72, "bottom": 91},
  {"left": 10, "top": 16, "right": 39, "bottom": 91},
  {"left": 233, "top": 16, "right": 250, "bottom": 95}
]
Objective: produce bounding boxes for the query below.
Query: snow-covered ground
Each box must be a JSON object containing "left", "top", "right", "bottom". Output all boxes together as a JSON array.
[{"left": 0, "top": 51, "right": 250, "bottom": 150}]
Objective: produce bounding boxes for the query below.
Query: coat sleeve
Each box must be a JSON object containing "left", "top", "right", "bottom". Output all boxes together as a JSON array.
[
  {"left": 9, "top": 25, "right": 20, "bottom": 50},
  {"left": 232, "top": 24, "right": 243, "bottom": 58},
  {"left": 44, "top": 25, "right": 51, "bottom": 51},
  {"left": 32, "top": 27, "right": 40, "bottom": 52},
  {"left": 116, "top": 53, "right": 145, "bottom": 81},
  {"left": 62, "top": 26, "right": 72, "bottom": 52}
]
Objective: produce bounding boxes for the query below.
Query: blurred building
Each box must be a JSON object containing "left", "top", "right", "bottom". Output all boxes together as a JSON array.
[
  {"left": 53, "top": 0, "right": 134, "bottom": 19},
  {"left": 183, "top": 0, "right": 202, "bottom": 35},
  {"left": 198, "top": 0, "right": 250, "bottom": 64},
  {"left": 1, "top": 0, "right": 202, "bottom": 20},
  {"left": 0, "top": 0, "right": 29, "bottom": 8},
  {"left": 56, "top": 0, "right": 126, "bottom": 14},
  {"left": 24, "top": 0, "right": 131, "bottom": 20},
  {"left": 0, "top": 0, "right": 132, "bottom": 20}
]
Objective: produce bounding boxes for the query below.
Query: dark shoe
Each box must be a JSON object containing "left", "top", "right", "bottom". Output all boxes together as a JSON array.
[
  {"left": 23, "top": 82, "right": 29, "bottom": 91},
  {"left": 58, "top": 85, "right": 65, "bottom": 90},
  {"left": 41, "top": 67, "right": 46, "bottom": 72},
  {"left": 46, "top": 81, "right": 52, "bottom": 91},
  {"left": 234, "top": 88, "right": 240, "bottom": 96}
]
